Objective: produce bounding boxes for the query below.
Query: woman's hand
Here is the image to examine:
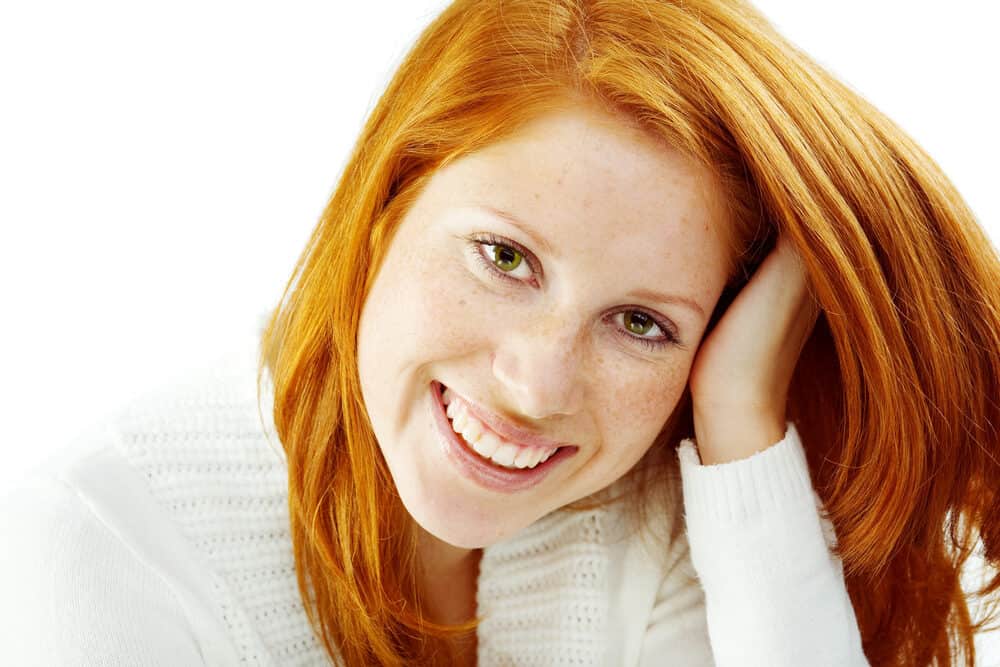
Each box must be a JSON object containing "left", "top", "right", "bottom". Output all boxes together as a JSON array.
[{"left": 688, "top": 232, "right": 821, "bottom": 465}]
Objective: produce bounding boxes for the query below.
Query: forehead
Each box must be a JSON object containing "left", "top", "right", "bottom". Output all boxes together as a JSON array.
[{"left": 420, "top": 105, "right": 732, "bottom": 291}]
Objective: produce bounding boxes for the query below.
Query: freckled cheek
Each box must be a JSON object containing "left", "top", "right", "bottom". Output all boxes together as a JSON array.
[
  {"left": 602, "top": 367, "right": 689, "bottom": 453},
  {"left": 404, "top": 258, "right": 492, "bottom": 353}
]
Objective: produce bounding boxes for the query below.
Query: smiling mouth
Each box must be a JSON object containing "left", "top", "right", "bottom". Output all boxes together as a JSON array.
[
  {"left": 436, "top": 382, "right": 565, "bottom": 471},
  {"left": 430, "top": 380, "right": 578, "bottom": 493}
]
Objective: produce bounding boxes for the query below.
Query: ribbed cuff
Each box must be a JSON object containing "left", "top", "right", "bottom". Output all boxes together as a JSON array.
[
  {"left": 675, "top": 421, "right": 815, "bottom": 525},
  {"left": 673, "top": 422, "right": 867, "bottom": 667}
]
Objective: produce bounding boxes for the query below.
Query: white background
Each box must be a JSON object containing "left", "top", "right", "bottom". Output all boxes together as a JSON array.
[
  {"left": 1, "top": 2, "right": 998, "bottom": 657},
  {"left": 3, "top": 0, "right": 997, "bottom": 483}
]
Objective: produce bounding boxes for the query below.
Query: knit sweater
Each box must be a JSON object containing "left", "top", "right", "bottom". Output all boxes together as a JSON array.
[{"left": 0, "top": 330, "right": 869, "bottom": 666}]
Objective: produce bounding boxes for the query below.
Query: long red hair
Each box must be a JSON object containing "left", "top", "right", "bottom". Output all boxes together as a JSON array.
[{"left": 256, "top": 1, "right": 1000, "bottom": 664}]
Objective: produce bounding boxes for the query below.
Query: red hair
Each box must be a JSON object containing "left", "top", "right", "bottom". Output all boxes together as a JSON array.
[{"left": 257, "top": 1, "right": 1000, "bottom": 664}]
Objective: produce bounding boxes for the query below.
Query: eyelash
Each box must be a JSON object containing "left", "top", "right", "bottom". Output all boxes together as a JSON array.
[{"left": 466, "top": 233, "right": 682, "bottom": 352}]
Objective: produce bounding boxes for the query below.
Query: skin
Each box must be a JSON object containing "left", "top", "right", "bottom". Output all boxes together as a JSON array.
[
  {"left": 691, "top": 230, "right": 820, "bottom": 464},
  {"left": 356, "top": 102, "right": 819, "bottom": 628}
]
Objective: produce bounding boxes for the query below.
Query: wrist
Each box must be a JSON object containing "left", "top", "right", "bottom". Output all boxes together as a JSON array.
[{"left": 691, "top": 409, "right": 787, "bottom": 465}]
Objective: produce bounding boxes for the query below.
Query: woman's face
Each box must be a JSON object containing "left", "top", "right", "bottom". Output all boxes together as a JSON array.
[{"left": 357, "top": 104, "right": 732, "bottom": 549}]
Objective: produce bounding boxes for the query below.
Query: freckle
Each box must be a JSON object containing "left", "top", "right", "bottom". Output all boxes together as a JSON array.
[{"left": 458, "top": 299, "right": 466, "bottom": 306}]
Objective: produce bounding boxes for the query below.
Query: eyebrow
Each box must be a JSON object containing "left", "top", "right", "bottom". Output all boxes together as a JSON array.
[
  {"left": 628, "top": 287, "right": 705, "bottom": 318},
  {"left": 478, "top": 204, "right": 555, "bottom": 257},
  {"left": 474, "top": 204, "right": 706, "bottom": 319}
]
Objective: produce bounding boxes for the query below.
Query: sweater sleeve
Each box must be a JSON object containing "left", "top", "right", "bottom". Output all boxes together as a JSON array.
[
  {"left": 674, "top": 421, "right": 869, "bottom": 667},
  {"left": 0, "top": 475, "right": 207, "bottom": 666}
]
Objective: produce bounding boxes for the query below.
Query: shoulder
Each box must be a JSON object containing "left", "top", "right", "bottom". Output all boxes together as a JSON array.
[
  {"left": 0, "top": 331, "right": 297, "bottom": 665},
  {"left": 0, "top": 457, "right": 235, "bottom": 664}
]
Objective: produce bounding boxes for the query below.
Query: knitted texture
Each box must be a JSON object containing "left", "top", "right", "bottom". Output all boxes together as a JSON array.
[
  {"left": 100, "top": 347, "right": 626, "bottom": 666},
  {"left": 0, "top": 326, "right": 883, "bottom": 665},
  {"left": 476, "top": 505, "right": 611, "bottom": 665},
  {"left": 108, "top": 353, "right": 330, "bottom": 666}
]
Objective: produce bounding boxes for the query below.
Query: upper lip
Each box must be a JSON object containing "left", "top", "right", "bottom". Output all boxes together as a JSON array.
[{"left": 436, "top": 382, "right": 576, "bottom": 452}]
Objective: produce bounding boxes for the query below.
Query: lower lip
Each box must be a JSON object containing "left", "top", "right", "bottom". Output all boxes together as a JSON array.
[{"left": 428, "top": 381, "right": 575, "bottom": 493}]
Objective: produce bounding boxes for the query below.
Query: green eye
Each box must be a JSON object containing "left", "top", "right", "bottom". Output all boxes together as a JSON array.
[
  {"left": 624, "top": 311, "right": 654, "bottom": 336},
  {"left": 491, "top": 245, "right": 523, "bottom": 272}
]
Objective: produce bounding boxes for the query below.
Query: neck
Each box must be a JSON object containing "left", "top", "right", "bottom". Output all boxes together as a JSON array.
[
  {"left": 414, "top": 524, "right": 483, "bottom": 625},
  {"left": 415, "top": 524, "right": 479, "bottom": 572}
]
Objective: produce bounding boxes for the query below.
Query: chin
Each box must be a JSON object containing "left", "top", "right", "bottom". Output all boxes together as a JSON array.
[
  {"left": 400, "top": 479, "right": 542, "bottom": 549},
  {"left": 405, "top": 498, "right": 512, "bottom": 550}
]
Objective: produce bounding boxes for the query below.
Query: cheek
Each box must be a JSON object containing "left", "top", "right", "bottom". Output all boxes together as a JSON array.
[
  {"left": 389, "top": 249, "right": 488, "bottom": 356},
  {"left": 595, "top": 364, "right": 690, "bottom": 471},
  {"left": 358, "top": 241, "right": 475, "bottom": 429},
  {"left": 595, "top": 338, "right": 692, "bottom": 421}
]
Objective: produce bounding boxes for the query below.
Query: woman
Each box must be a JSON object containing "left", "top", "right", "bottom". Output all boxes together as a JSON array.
[{"left": 2, "top": 0, "right": 997, "bottom": 665}]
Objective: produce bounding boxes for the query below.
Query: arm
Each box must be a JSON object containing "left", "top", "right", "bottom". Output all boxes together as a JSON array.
[
  {"left": 669, "top": 230, "right": 864, "bottom": 664},
  {"left": 0, "top": 476, "right": 208, "bottom": 666},
  {"left": 675, "top": 421, "right": 868, "bottom": 667}
]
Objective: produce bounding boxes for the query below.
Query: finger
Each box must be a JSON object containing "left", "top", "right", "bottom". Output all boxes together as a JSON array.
[
  {"left": 764, "top": 233, "right": 820, "bottom": 349},
  {"left": 780, "top": 236, "right": 821, "bottom": 349}
]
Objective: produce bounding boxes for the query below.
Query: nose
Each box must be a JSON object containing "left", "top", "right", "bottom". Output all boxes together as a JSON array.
[{"left": 490, "top": 312, "right": 585, "bottom": 419}]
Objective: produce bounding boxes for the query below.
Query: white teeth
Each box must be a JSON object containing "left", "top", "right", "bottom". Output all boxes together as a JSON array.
[
  {"left": 459, "top": 414, "right": 484, "bottom": 442},
  {"left": 513, "top": 447, "right": 537, "bottom": 468},
  {"left": 452, "top": 410, "right": 469, "bottom": 433},
  {"left": 529, "top": 448, "right": 548, "bottom": 468},
  {"left": 471, "top": 431, "right": 502, "bottom": 458},
  {"left": 491, "top": 443, "right": 519, "bottom": 467},
  {"left": 440, "top": 383, "right": 560, "bottom": 470}
]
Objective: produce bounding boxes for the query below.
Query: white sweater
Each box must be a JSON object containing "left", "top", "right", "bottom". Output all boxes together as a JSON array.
[{"left": 0, "top": 332, "right": 869, "bottom": 666}]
